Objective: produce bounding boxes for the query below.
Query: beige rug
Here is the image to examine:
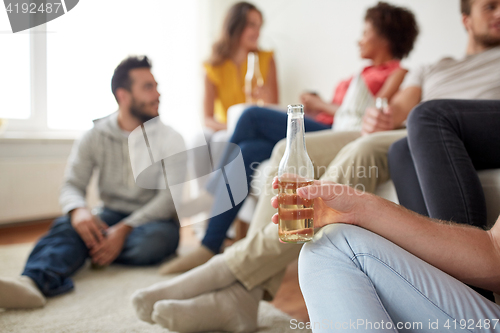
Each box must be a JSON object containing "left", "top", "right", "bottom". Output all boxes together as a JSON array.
[{"left": 0, "top": 243, "right": 310, "bottom": 333}]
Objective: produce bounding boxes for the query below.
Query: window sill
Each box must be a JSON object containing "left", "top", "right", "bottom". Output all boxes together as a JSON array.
[{"left": 0, "top": 131, "right": 83, "bottom": 143}]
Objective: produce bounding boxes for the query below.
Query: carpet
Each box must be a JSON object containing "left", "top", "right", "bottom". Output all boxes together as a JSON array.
[{"left": 0, "top": 243, "right": 311, "bottom": 333}]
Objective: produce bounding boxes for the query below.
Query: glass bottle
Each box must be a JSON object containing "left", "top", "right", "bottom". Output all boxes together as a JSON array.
[
  {"left": 375, "top": 97, "right": 388, "bottom": 112},
  {"left": 277, "top": 104, "right": 315, "bottom": 243},
  {"left": 245, "top": 52, "right": 264, "bottom": 106}
]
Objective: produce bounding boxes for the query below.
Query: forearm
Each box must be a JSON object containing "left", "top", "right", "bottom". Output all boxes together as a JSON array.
[
  {"left": 113, "top": 221, "right": 133, "bottom": 236},
  {"left": 357, "top": 195, "right": 500, "bottom": 292},
  {"left": 391, "top": 105, "right": 411, "bottom": 128},
  {"left": 388, "top": 86, "right": 422, "bottom": 128},
  {"left": 60, "top": 183, "right": 87, "bottom": 214},
  {"left": 317, "top": 102, "right": 339, "bottom": 116}
]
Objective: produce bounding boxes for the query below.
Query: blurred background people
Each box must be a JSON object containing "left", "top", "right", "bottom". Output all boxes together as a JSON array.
[{"left": 160, "top": 1, "right": 419, "bottom": 275}]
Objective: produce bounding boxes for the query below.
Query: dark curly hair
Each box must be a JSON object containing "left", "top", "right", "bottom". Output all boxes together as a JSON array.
[
  {"left": 365, "top": 2, "right": 419, "bottom": 59},
  {"left": 111, "top": 56, "right": 152, "bottom": 102}
]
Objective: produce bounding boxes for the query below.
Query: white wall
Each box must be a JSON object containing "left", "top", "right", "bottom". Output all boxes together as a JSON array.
[
  {"left": 203, "top": 0, "right": 467, "bottom": 106},
  {"left": 1, "top": 0, "right": 469, "bottom": 224}
]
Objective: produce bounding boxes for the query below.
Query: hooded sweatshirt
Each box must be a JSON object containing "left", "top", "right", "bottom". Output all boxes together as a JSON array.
[{"left": 59, "top": 112, "right": 186, "bottom": 227}]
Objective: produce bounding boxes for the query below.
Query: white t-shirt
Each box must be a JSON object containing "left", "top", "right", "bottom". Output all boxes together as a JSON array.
[{"left": 403, "top": 46, "right": 500, "bottom": 101}]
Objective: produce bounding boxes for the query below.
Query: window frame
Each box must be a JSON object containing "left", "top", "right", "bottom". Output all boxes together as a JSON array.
[{"left": 4, "top": 24, "right": 83, "bottom": 138}]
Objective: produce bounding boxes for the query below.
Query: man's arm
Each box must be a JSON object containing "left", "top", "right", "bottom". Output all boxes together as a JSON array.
[
  {"left": 60, "top": 131, "right": 107, "bottom": 248},
  {"left": 389, "top": 85, "right": 422, "bottom": 128},
  {"left": 361, "top": 194, "right": 500, "bottom": 293},
  {"left": 59, "top": 130, "right": 95, "bottom": 214},
  {"left": 271, "top": 180, "right": 500, "bottom": 293}
]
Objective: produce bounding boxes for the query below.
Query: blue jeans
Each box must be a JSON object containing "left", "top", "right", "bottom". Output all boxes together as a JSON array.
[
  {"left": 388, "top": 100, "right": 500, "bottom": 226},
  {"left": 299, "top": 224, "right": 500, "bottom": 332},
  {"left": 22, "top": 208, "right": 179, "bottom": 297},
  {"left": 202, "top": 106, "right": 330, "bottom": 253}
]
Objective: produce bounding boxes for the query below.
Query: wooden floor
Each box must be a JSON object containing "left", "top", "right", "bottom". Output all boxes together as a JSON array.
[{"left": 0, "top": 219, "right": 309, "bottom": 323}]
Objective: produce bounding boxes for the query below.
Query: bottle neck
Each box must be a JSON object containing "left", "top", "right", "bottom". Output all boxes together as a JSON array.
[
  {"left": 278, "top": 105, "right": 314, "bottom": 181},
  {"left": 245, "top": 52, "right": 255, "bottom": 79},
  {"left": 284, "top": 111, "right": 307, "bottom": 157}
]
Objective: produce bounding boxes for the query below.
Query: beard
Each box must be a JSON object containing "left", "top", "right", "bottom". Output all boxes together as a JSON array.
[
  {"left": 129, "top": 97, "right": 158, "bottom": 124},
  {"left": 473, "top": 32, "right": 500, "bottom": 48}
]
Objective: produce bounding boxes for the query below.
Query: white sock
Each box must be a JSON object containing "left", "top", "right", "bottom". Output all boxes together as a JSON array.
[
  {"left": 0, "top": 276, "right": 46, "bottom": 309},
  {"left": 158, "top": 245, "right": 215, "bottom": 275},
  {"left": 152, "top": 282, "right": 263, "bottom": 333},
  {"left": 131, "top": 254, "right": 236, "bottom": 324}
]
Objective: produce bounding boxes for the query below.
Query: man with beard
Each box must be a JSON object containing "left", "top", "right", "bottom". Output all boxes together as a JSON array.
[{"left": 0, "top": 56, "right": 186, "bottom": 309}]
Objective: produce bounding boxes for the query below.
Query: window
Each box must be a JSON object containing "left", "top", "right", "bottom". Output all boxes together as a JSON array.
[
  {"left": 0, "top": 9, "right": 30, "bottom": 120},
  {"left": 2, "top": 0, "right": 201, "bottom": 138}
]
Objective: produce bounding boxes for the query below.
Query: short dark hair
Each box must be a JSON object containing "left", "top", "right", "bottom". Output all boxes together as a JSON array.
[
  {"left": 365, "top": 2, "right": 419, "bottom": 59},
  {"left": 111, "top": 56, "right": 152, "bottom": 101},
  {"left": 461, "top": 0, "right": 473, "bottom": 15}
]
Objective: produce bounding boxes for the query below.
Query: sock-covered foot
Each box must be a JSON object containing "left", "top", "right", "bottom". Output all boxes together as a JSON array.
[
  {"left": 152, "top": 282, "right": 263, "bottom": 333},
  {"left": 158, "top": 245, "right": 215, "bottom": 275},
  {"left": 0, "top": 276, "right": 46, "bottom": 309},
  {"left": 131, "top": 255, "right": 236, "bottom": 324}
]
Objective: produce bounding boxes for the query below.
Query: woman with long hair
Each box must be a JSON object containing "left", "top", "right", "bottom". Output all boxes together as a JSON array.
[{"left": 203, "top": 2, "right": 278, "bottom": 132}]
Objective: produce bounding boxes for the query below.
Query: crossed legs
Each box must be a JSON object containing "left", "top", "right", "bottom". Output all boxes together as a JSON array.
[{"left": 131, "top": 129, "right": 407, "bottom": 331}]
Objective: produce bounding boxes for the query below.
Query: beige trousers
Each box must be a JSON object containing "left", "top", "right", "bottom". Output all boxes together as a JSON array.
[{"left": 224, "top": 129, "right": 407, "bottom": 297}]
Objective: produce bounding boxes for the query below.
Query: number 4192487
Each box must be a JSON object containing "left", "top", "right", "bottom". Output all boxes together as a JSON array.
[
  {"left": 6, "top": 2, "right": 62, "bottom": 14},
  {"left": 444, "top": 319, "right": 498, "bottom": 330}
]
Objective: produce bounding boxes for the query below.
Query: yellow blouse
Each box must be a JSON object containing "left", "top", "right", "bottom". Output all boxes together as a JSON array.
[{"left": 204, "top": 50, "right": 274, "bottom": 124}]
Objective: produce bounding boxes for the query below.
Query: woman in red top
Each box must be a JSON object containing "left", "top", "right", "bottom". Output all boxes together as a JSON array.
[{"left": 164, "top": 2, "right": 420, "bottom": 269}]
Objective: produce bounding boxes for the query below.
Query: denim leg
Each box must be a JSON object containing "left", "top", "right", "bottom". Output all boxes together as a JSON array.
[
  {"left": 22, "top": 215, "right": 90, "bottom": 297},
  {"left": 299, "top": 224, "right": 500, "bottom": 332},
  {"left": 202, "top": 139, "right": 276, "bottom": 253},
  {"left": 229, "top": 107, "right": 329, "bottom": 146},
  {"left": 407, "top": 100, "right": 500, "bottom": 228},
  {"left": 97, "top": 207, "right": 130, "bottom": 227},
  {"left": 388, "top": 137, "right": 428, "bottom": 216},
  {"left": 21, "top": 208, "right": 129, "bottom": 296},
  {"left": 114, "top": 219, "right": 179, "bottom": 266},
  {"left": 218, "top": 106, "right": 329, "bottom": 169}
]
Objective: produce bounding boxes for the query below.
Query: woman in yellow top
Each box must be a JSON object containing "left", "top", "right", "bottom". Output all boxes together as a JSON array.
[{"left": 203, "top": 1, "right": 279, "bottom": 132}]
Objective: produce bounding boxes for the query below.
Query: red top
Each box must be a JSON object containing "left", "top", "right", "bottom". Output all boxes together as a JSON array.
[{"left": 314, "top": 60, "right": 401, "bottom": 125}]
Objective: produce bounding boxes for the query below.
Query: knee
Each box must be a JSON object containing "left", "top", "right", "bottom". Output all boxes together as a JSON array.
[
  {"left": 344, "top": 136, "right": 382, "bottom": 161},
  {"left": 127, "top": 223, "right": 180, "bottom": 265},
  {"left": 50, "top": 215, "right": 81, "bottom": 239},
  {"left": 387, "top": 137, "right": 410, "bottom": 171},
  {"left": 270, "top": 138, "right": 286, "bottom": 163},
  {"left": 407, "top": 100, "right": 450, "bottom": 139},
  {"left": 298, "top": 224, "right": 361, "bottom": 281},
  {"left": 239, "top": 106, "right": 264, "bottom": 124},
  {"left": 300, "top": 224, "right": 372, "bottom": 260},
  {"left": 299, "top": 224, "right": 356, "bottom": 260}
]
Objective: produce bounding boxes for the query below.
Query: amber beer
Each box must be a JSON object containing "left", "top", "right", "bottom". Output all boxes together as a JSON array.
[
  {"left": 277, "top": 105, "right": 315, "bottom": 243},
  {"left": 278, "top": 179, "right": 314, "bottom": 242}
]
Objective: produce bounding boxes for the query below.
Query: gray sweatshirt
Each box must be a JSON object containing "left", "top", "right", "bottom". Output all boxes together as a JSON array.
[{"left": 59, "top": 112, "right": 186, "bottom": 227}]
